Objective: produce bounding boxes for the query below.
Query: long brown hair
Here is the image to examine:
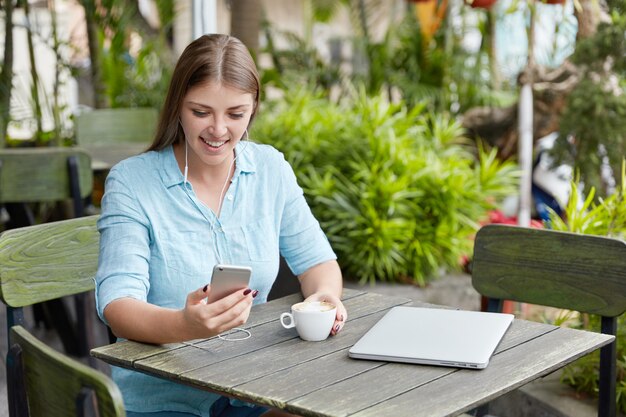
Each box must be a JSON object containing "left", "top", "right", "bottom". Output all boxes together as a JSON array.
[{"left": 148, "top": 34, "right": 260, "bottom": 151}]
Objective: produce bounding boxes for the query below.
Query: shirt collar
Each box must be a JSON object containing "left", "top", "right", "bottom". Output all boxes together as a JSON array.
[
  {"left": 159, "top": 142, "right": 256, "bottom": 188},
  {"left": 234, "top": 141, "right": 256, "bottom": 175}
]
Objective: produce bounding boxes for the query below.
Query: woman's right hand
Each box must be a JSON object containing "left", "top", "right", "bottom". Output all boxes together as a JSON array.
[
  {"left": 104, "top": 286, "right": 257, "bottom": 344},
  {"left": 181, "top": 285, "right": 257, "bottom": 340}
]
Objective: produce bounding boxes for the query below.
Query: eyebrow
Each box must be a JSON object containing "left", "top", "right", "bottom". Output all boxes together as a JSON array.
[{"left": 187, "top": 101, "right": 251, "bottom": 111}]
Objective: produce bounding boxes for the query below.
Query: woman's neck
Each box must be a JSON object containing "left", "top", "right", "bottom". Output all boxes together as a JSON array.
[{"left": 174, "top": 143, "right": 236, "bottom": 215}]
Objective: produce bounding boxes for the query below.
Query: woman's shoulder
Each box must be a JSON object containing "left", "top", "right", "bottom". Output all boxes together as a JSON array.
[
  {"left": 245, "top": 142, "right": 286, "bottom": 165},
  {"left": 108, "top": 148, "right": 165, "bottom": 180},
  {"left": 112, "top": 148, "right": 163, "bottom": 169}
]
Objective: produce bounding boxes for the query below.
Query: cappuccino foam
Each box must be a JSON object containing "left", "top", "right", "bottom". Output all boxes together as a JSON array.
[{"left": 293, "top": 301, "right": 335, "bottom": 312}]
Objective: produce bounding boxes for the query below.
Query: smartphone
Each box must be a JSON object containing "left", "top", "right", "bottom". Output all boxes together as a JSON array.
[{"left": 206, "top": 264, "right": 252, "bottom": 303}]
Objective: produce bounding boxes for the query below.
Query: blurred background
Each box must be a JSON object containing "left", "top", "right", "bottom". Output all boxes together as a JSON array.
[{"left": 0, "top": 1, "right": 625, "bottom": 410}]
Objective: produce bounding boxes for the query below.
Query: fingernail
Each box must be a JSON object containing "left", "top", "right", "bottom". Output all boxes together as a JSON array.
[
  {"left": 334, "top": 324, "right": 340, "bottom": 332},
  {"left": 243, "top": 288, "right": 252, "bottom": 296},
  {"left": 340, "top": 314, "right": 344, "bottom": 322},
  {"left": 252, "top": 290, "right": 259, "bottom": 298},
  {"left": 203, "top": 284, "right": 208, "bottom": 292}
]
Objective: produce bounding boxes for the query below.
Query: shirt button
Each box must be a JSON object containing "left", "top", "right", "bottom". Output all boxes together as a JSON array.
[{"left": 227, "top": 194, "right": 234, "bottom": 201}]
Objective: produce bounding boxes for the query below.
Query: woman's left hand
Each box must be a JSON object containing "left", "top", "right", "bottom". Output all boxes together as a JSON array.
[{"left": 304, "top": 292, "right": 347, "bottom": 336}]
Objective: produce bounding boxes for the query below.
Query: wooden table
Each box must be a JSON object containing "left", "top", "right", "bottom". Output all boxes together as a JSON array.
[{"left": 91, "top": 289, "right": 614, "bottom": 417}]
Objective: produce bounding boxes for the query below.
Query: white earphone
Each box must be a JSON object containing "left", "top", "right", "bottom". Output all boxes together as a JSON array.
[{"left": 184, "top": 139, "right": 189, "bottom": 184}]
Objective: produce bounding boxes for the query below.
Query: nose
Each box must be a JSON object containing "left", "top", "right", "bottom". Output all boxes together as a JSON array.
[{"left": 209, "top": 114, "right": 228, "bottom": 138}]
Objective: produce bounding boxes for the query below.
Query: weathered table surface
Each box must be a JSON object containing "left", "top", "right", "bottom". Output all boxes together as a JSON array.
[{"left": 91, "top": 289, "right": 614, "bottom": 417}]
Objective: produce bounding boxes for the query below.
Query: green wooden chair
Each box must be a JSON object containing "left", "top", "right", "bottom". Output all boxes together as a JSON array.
[
  {"left": 472, "top": 224, "right": 626, "bottom": 417},
  {"left": 0, "top": 147, "right": 93, "bottom": 223},
  {"left": 7, "top": 324, "right": 125, "bottom": 417},
  {"left": 75, "top": 108, "right": 158, "bottom": 171},
  {"left": 0, "top": 215, "right": 100, "bottom": 361},
  {"left": 0, "top": 148, "right": 95, "bottom": 358},
  {"left": 75, "top": 107, "right": 158, "bottom": 145}
]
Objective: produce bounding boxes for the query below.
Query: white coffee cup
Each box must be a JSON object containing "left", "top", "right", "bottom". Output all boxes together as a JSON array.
[{"left": 280, "top": 301, "right": 337, "bottom": 342}]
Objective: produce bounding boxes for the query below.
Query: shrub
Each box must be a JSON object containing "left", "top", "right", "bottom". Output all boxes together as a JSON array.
[{"left": 253, "top": 89, "right": 519, "bottom": 285}]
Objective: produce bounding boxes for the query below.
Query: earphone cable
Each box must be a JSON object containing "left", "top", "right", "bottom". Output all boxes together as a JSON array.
[{"left": 211, "top": 131, "right": 250, "bottom": 264}]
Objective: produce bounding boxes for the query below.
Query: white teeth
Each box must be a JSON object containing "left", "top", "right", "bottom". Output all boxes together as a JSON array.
[{"left": 202, "top": 138, "right": 226, "bottom": 147}]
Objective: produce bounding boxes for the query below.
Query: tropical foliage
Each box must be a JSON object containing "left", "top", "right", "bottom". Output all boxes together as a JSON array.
[
  {"left": 260, "top": 1, "right": 517, "bottom": 116},
  {"left": 253, "top": 88, "right": 519, "bottom": 285},
  {"left": 83, "top": 0, "right": 175, "bottom": 108},
  {"left": 552, "top": 0, "right": 626, "bottom": 197}
]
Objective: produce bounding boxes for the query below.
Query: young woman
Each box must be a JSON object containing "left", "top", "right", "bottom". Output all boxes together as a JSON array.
[{"left": 95, "top": 34, "right": 347, "bottom": 417}]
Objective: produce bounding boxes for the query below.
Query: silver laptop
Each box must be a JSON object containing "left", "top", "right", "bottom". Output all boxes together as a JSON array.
[{"left": 349, "top": 306, "right": 513, "bottom": 369}]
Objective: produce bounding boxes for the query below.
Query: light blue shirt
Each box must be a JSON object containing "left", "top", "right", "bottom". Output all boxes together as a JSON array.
[{"left": 95, "top": 142, "right": 336, "bottom": 415}]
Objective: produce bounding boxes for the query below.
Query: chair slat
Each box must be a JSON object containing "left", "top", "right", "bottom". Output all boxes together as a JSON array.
[
  {"left": 0, "top": 147, "right": 93, "bottom": 202},
  {"left": 0, "top": 215, "right": 99, "bottom": 307},
  {"left": 472, "top": 224, "right": 626, "bottom": 317},
  {"left": 75, "top": 108, "right": 158, "bottom": 145}
]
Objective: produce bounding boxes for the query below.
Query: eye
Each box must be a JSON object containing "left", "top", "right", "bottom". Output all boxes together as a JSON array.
[
  {"left": 229, "top": 113, "right": 245, "bottom": 119},
  {"left": 192, "top": 110, "right": 208, "bottom": 117}
]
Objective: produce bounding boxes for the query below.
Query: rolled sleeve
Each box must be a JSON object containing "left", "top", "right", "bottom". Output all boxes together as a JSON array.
[{"left": 95, "top": 165, "right": 151, "bottom": 325}]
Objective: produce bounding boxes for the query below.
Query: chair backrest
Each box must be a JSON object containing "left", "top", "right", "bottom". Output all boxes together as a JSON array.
[
  {"left": 7, "top": 325, "right": 125, "bottom": 417},
  {"left": 472, "top": 224, "right": 626, "bottom": 417},
  {"left": 0, "top": 215, "right": 99, "bottom": 310},
  {"left": 472, "top": 224, "right": 626, "bottom": 317},
  {"left": 0, "top": 147, "right": 93, "bottom": 203},
  {"left": 0, "top": 215, "right": 101, "bottom": 376},
  {"left": 75, "top": 108, "right": 158, "bottom": 145}
]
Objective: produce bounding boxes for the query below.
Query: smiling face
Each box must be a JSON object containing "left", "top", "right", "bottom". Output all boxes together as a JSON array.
[
  {"left": 179, "top": 81, "right": 255, "bottom": 171},
  {"left": 149, "top": 35, "right": 260, "bottom": 157}
]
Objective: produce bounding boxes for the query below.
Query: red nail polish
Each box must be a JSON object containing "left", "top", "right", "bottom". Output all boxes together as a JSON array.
[
  {"left": 203, "top": 284, "right": 208, "bottom": 292},
  {"left": 252, "top": 290, "right": 259, "bottom": 298},
  {"left": 340, "top": 314, "right": 344, "bottom": 322},
  {"left": 243, "top": 288, "right": 252, "bottom": 296},
  {"left": 334, "top": 324, "right": 340, "bottom": 332}
]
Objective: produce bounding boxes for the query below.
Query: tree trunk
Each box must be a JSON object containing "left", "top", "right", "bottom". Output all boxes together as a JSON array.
[
  {"left": 487, "top": 9, "right": 500, "bottom": 90},
  {"left": 0, "top": 0, "right": 15, "bottom": 146},
  {"left": 229, "top": 0, "right": 262, "bottom": 60},
  {"left": 22, "top": 0, "right": 43, "bottom": 137},
  {"left": 462, "top": 1, "right": 606, "bottom": 160},
  {"left": 462, "top": 61, "right": 580, "bottom": 160},
  {"left": 574, "top": 0, "right": 610, "bottom": 40},
  {"left": 463, "top": 0, "right": 610, "bottom": 159},
  {"left": 49, "top": 0, "right": 62, "bottom": 146},
  {"left": 79, "top": 0, "right": 108, "bottom": 108}
]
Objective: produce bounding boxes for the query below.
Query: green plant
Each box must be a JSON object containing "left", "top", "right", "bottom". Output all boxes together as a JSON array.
[
  {"left": 549, "top": 160, "right": 626, "bottom": 413},
  {"left": 553, "top": 0, "right": 626, "bottom": 197},
  {"left": 253, "top": 88, "right": 519, "bottom": 285},
  {"left": 259, "top": 4, "right": 517, "bottom": 116},
  {"left": 387, "top": 11, "right": 517, "bottom": 115},
  {"left": 76, "top": 0, "right": 174, "bottom": 110},
  {"left": 260, "top": 27, "right": 343, "bottom": 95},
  {"left": 549, "top": 161, "right": 626, "bottom": 239}
]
